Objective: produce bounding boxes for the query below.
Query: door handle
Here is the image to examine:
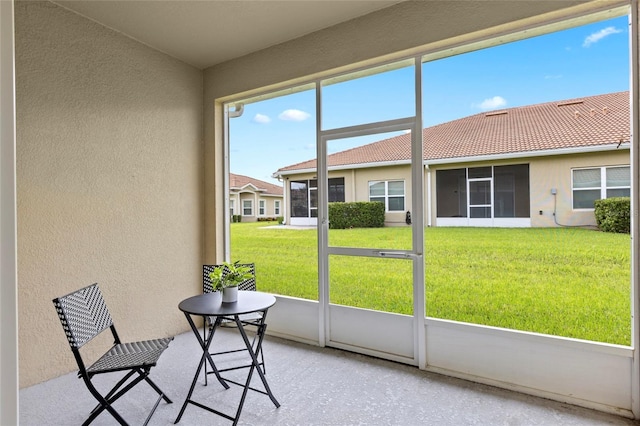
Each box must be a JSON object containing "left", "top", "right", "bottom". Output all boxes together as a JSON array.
[{"left": 376, "top": 251, "right": 419, "bottom": 259}]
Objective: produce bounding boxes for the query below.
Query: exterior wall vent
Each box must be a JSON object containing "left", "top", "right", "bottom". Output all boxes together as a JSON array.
[
  {"left": 557, "top": 100, "right": 584, "bottom": 107},
  {"left": 485, "top": 111, "right": 508, "bottom": 117}
]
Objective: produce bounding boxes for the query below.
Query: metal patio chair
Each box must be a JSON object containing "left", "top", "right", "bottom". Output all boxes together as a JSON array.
[
  {"left": 52, "top": 283, "right": 173, "bottom": 426},
  {"left": 202, "top": 263, "right": 266, "bottom": 384}
]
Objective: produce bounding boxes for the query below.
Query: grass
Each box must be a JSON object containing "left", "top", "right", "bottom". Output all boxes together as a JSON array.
[{"left": 231, "top": 222, "right": 631, "bottom": 345}]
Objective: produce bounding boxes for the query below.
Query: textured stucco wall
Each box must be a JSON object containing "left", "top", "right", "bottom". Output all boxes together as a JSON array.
[
  {"left": 529, "top": 150, "right": 631, "bottom": 227},
  {"left": 15, "top": 1, "right": 203, "bottom": 387}
]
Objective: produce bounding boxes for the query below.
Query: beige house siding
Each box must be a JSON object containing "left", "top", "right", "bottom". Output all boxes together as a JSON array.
[
  {"left": 15, "top": 1, "right": 203, "bottom": 387},
  {"left": 283, "top": 149, "right": 630, "bottom": 230},
  {"left": 231, "top": 193, "right": 283, "bottom": 222},
  {"left": 262, "top": 196, "right": 283, "bottom": 217},
  {"left": 229, "top": 174, "right": 283, "bottom": 222},
  {"left": 284, "top": 167, "right": 412, "bottom": 227},
  {"left": 529, "top": 150, "right": 631, "bottom": 227},
  {"left": 351, "top": 165, "right": 412, "bottom": 227}
]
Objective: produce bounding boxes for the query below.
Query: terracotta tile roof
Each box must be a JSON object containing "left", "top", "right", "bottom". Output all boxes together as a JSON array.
[
  {"left": 275, "top": 91, "right": 629, "bottom": 174},
  {"left": 230, "top": 173, "right": 283, "bottom": 196}
]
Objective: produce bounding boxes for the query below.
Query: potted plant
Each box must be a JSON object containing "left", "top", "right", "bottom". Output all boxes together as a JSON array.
[{"left": 209, "top": 261, "right": 253, "bottom": 303}]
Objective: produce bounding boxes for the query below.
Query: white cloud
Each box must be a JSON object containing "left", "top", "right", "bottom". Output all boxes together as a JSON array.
[
  {"left": 475, "top": 96, "right": 507, "bottom": 110},
  {"left": 253, "top": 113, "right": 271, "bottom": 124},
  {"left": 583, "top": 26, "right": 622, "bottom": 47},
  {"left": 278, "top": 109, "right": 311, "bottom": 121},
  {"left": 544, "top": 74, "right": 563, "bottom": 80}
]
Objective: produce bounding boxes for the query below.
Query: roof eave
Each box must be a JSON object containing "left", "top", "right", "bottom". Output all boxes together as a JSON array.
[
  {"left": 275, "top": 159, "right": 412, "bottom": 177},
  {"left": 274, "top": 144, "right": 630, "bottom": 176}
]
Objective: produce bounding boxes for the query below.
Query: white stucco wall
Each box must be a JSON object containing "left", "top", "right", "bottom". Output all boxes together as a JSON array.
[{"left": 15, "top": 1, "right": 203, "bottom": 387}]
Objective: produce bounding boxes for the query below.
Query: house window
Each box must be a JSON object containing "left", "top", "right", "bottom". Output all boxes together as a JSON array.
[
  {"left": 572, "top": 166, "right": 630, "bottom": 209},
  {"left": 242, "top": 200, "right": 253, "bottom": 216},
  {"left": 259, "top": 199, "right": 265, "bottom": 216},
  {"left": 274, "top": 200, "right": 281, "bottom": 215},
  {"left": 369, "top": 180, "right": 405, "bottom": 212},
  {"left": 229, "top": 199, "right": 235, "bottom": 216},
  {"left": 291, "top": 178, "right": 344, "bottom": 217}
]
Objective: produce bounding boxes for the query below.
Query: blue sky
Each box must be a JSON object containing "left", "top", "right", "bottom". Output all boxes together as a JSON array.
[{"left": 229, "top": 15, "right": 629, "bottom": 185}]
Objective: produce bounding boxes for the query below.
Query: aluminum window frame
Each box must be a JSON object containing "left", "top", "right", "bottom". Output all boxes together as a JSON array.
[
  {"left": 368, "top": 179, "right": 406, "bottom": 212},
  {"left": 572, "top": 165, "right": 631, "bottom": 210}
]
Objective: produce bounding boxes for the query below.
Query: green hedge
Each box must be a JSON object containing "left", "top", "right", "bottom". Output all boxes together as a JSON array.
[
  {"left": 594, "top": 197, "right": 630, "bottom": 234},
  {"left": 257, "top": 216, "right": 282, "bottom": 222},
  {"left": 328, "top": 201, "right": 385, "bottom": 229}
]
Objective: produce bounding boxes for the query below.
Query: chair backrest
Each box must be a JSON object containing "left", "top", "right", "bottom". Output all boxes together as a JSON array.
[
  {"left": 52, "top": 283, "right": 114, "bottom": 349},
  {"left": 203, "top": 263, "right": 256, "bottom": 294}
]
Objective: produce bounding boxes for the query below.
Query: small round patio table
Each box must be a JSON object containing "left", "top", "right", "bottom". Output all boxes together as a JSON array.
[{"left": 174, "top": 291, "right": 279, "bottom": 425}]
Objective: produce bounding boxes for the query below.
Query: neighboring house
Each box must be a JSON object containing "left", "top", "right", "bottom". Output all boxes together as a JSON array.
[
  {"left": 274, "top": 91, "right": 630, "bottom": 228},
  {"left": 229, "top": 173, "right": 284, "bottom": 222}
]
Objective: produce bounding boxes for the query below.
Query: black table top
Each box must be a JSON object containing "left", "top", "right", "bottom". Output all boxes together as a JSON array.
[{"left": 179, "top": 291, "right": 276, "bottom": 316}]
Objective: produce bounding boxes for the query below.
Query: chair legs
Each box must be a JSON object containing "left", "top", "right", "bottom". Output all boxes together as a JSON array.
[
  {"left": 203, "top": 319, "right": 266, "bottom": 386},
  {"left": 82, "top": 368, "right": 172, "bottom": 426}
]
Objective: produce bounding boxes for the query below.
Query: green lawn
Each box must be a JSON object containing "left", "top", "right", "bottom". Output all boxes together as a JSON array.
[{"left": 231, "top": 222, "right": 631, "bottom": 345}]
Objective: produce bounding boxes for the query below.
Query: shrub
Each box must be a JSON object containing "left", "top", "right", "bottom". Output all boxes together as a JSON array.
[
  {"left": 277, "top": 216, "right": 284, "bottom": 225},
  {"left": 594, "top": 197, "right": 630, "bottom": 234},
  {"left": 257, "top": 217, "right": 279, "bottom": 222},
  {"left": 328, "top": 201, "right": 385, "bottom": 229}
]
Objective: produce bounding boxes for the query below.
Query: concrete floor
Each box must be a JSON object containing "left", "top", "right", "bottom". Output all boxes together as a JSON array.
[{"left": 20, "top": 328, "right": 640, "bottom": 425}]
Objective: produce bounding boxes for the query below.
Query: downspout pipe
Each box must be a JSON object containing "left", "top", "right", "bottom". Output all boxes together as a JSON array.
[
  {"left": 425, "top": 164, "right": 432, "bottom": 227},
  {"left": 228, "top": 103, "right": 244, "bottom": 118}
]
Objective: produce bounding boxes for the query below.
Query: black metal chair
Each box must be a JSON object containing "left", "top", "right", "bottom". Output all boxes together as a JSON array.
[
  {"left": 52, "top": 283, "right": 173, "bottom": 426},
  {"left": 202, "top": 263, "right": 266, "bottom": 384}
]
